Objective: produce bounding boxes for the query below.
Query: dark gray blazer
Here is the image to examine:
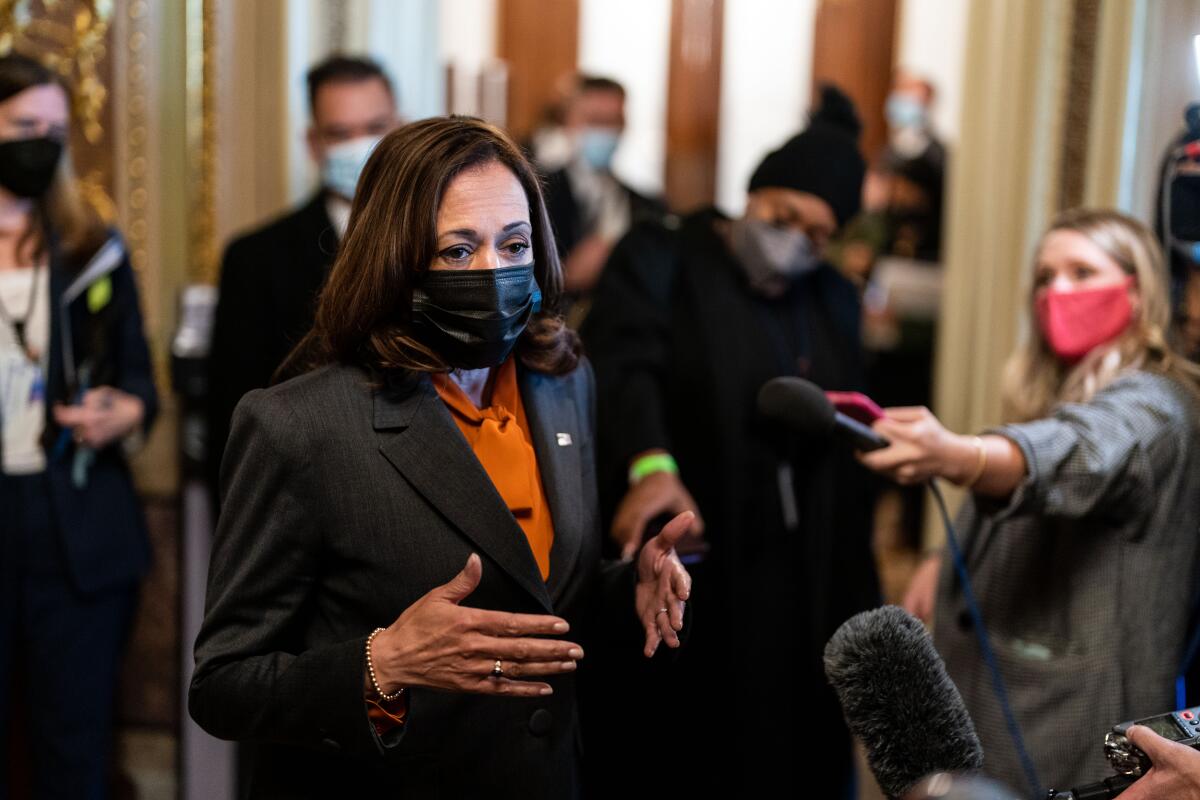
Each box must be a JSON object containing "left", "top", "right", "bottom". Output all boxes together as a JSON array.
[
  {"left": 189, "top": 360, "right": 637, "bottom": 798},
  {"left": 933, "top": 371, "right": 1200, "bottom": 792}
]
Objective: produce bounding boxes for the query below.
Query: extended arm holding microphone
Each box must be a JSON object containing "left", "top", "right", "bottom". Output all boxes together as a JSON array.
[{"left": 754, "top": 379, "right": 1028, "bottom": 496}]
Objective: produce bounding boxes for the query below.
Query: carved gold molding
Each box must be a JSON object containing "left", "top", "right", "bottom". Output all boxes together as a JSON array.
[
  {"left": 185, "top": 0, "right": 216, "bottom": 285},
  {"left": 0, "top": 0, "right": 117, "bottom": 221},
  {"left": 123, "top": 0, "right": 149, "bottom": 277},
  {"left": 0, "top": 0, "right": 114, "bottom": 142}
]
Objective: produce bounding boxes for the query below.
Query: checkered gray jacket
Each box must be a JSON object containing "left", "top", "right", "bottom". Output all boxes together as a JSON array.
[{"left": 932, "top": 369, "right": 1200, "bottom": 793}]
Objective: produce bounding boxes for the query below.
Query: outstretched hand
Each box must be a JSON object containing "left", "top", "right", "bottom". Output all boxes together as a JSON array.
[{"left": 635, "top": 511, "right": 694, "bottom": 657}]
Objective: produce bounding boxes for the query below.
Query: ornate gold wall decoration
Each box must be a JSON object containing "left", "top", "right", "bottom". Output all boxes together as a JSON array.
[
  {"left": 0, "top": 0, "right": 117, "bottom": 221},
  {"left": 0, "top": 0, "right": 114, "bottom": 141},
  {"left": 122, "top": 0, "right": 149, "bottom": 276},
  {"left": 1059, "top": 0, "right": 1100, "bottom": 211},
  {"left": 185, "top": 0, "right": 216, "bottom": 284}
]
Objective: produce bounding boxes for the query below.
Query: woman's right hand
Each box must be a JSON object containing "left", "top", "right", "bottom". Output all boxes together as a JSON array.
[
  {"left": 903, "top": 553, "right": 942, "bottom": 624},
  {"left": 368, "top": 554, "right": 583, "bottom": 698}
]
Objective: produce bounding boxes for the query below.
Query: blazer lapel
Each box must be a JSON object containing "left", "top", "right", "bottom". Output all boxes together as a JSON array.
[
  {"left": 374, "top": 375, "right": 553, "bottom": 613},
  {"left": 519, "top": 368, "right": 584, "bottom": 604}
]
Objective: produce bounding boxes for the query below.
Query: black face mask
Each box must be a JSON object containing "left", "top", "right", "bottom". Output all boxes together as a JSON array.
[
  {"left": 411, "top": 263, "right": 543, "bottom": 369},
  {"left": 0, "top": 137, "right": 63, "bottom": 198}
]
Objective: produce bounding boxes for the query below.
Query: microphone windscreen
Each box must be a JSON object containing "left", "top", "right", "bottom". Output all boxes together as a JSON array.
[
  {"left": 756, "top": 376, "right": 836, "bottom": 438},
  {"left": 824, "top": 606, "right": 983, "bottom": 799}
]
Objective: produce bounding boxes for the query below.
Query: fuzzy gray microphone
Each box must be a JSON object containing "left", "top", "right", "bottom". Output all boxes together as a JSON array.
[{"left": 824, "top": 605, "right": 984, "bottom": 799}]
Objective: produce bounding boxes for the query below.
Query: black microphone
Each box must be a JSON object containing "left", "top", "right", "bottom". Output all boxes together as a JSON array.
[
  {"left": 756, "top": 376, "right": 889, "bottom": 451},
  {"left": 1047, "top": 774, "right": 1136, "bottom": 799},
  {"left": 824, "top": 605, "right": 984, "bottom": 799}
]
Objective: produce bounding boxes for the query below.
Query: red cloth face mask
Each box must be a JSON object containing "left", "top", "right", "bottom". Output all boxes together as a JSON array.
[{"left": 1035, "top": 278, "right": 1134, "bottom": 362}]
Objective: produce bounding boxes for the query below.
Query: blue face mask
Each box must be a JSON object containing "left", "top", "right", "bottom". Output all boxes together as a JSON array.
[
  {"left": 321, "top": 135, "right": 382, "bottom": 199},
  {"left": 577, "top": 128, "right": 620, "bottom": 172},
  {"left": 885, "top": 93, "right": 927, "bottom": 129}
]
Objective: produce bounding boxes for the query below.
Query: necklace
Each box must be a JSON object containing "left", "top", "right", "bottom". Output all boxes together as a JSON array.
[{"left": 0, "top": 262, "right": 45, "bottom": 361}]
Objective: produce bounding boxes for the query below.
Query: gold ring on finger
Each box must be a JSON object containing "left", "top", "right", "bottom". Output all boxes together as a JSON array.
[{"left": 490, "top": 659, "right": 503, "bottom": 678}]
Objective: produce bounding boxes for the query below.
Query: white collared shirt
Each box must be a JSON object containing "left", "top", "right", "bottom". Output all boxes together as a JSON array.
[{"left": 0, "top": 265, "right": 49, "bottom": 474}]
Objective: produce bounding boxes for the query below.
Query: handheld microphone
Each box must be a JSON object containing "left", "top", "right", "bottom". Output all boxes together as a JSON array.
[
  {"left": 824, "top": 605, "right": 984, "bottom": 799},
  {"left": 756, "top": 376, "right": 890, "bottom": 451}
]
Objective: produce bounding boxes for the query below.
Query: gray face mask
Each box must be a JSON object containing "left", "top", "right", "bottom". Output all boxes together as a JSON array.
[{"left": 729, "top": 215, "right": 821, "bottom": 295}]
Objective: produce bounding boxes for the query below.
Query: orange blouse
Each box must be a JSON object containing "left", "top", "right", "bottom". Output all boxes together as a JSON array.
[
  {"left": 431, "top": 357, "right": 555, "bottom": 580},
  {"left": 368, "top": 358, "right": 556, "bottom": 735}
]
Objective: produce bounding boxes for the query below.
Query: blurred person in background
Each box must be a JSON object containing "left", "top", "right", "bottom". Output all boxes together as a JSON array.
[
  {"left": 0, "top": 53, "right": 158, "bottom": 798},
  {"left": 541, "top": 75, "right": 665, "bottom": 325},
  {"left": 1153, "top": 102, "right": 1200, "bottom": 361},
  {"left": 835, "top": 69, "right": 947, "bottom": 285},
  {"left": 205, "top": 54, "right": 399, "bottom": 497},
  {"left": 831, "top": 71, "right": 948, "bottom": 554},
  {"left": 524, "top": 70, "right": 579, "bottom": 173},
  {"left": 581, "top": 85, "right": 878, "bottom": 797},
  {"left": 883, "top": 70, "right": 946, "bottom": 185},
  {"left": 860, "top": 209, "right": 1200, "bottom": 791}
]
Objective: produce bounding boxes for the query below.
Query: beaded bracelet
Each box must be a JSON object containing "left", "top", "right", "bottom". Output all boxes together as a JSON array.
[{"left": 366, "top": 627, "right": 405, "bottom": 702}]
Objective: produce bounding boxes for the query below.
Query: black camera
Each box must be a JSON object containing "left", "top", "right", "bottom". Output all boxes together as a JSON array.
[{"left": 1046, "top": 705, "right": 1200, "bottom": 799}]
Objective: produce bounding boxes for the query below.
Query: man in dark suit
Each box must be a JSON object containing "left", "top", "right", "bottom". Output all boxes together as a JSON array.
[
  {"left": 205, "top": 55, "right": 399, "bottom": 489},
  {"left": 539, "top": 76, "right": 665, "bottom": 323}
]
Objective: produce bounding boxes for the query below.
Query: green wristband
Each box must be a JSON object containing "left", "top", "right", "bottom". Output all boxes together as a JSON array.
[{"left": 628, "top": 453, "right": 678, "bottom": 485}]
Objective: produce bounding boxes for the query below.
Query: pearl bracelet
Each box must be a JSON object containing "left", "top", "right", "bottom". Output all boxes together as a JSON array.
[{"left": 366, "top": 627, "right": 405, "bottom": 702}]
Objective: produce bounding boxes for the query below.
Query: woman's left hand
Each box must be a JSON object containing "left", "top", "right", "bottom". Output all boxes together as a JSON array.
[
  {"left": 635, "top": 510, "right": 694, "bottom": 658},
  {"left": 858, "top": 406, "right": 973, "bottom": 486},
  {"left": 53, "top": 387, "right": 145, "bottom": 450}
]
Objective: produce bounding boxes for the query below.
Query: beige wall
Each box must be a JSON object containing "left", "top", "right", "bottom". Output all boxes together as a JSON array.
[{"left": 926, "top": 0, "right": 1072, "bottom": 536}]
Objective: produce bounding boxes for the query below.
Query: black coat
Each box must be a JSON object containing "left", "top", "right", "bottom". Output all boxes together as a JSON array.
[
  {"left": 37, "top": 231, "right": 159, "bottom": 593},
  {"left": 190, "top": 360, "right": 659, "bottom": 798},
  {"left": 206, "top": 192, "right": 337, "bottom": 491},
  {"left": 580, "top": 209, "right": 879, "bottom": 795}
]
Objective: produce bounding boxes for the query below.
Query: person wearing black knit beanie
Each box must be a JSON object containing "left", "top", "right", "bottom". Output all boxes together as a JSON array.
[{"left": 580, "top": 84, "right": 878, "bottom": 798}]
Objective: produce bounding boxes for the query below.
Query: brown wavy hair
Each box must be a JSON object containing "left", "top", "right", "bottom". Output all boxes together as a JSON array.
[{"left": 286, "top": 115, "right": 580, "bottom": 379}]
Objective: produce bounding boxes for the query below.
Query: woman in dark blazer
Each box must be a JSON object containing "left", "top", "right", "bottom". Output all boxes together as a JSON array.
[
  {"left": 0, "top": 55, "right": 158, "bottom": 797},
  {"left": 189, "top": 116, "right": 693, "bottom": 797}
]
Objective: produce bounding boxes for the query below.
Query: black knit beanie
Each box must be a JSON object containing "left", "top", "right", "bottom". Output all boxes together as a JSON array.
[{"left": 748, "top": 84, "right": 866, "bottom": 227}]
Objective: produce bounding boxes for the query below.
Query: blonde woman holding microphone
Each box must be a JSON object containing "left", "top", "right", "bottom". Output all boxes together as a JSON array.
[{"left": 859, "top": 209, "right": 1200, "bottom": 792}]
